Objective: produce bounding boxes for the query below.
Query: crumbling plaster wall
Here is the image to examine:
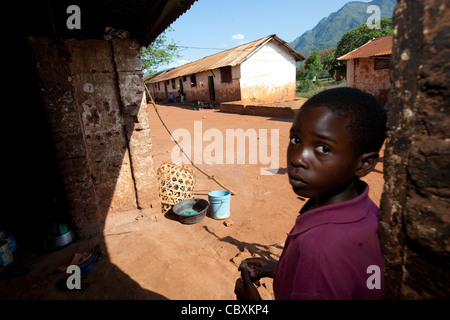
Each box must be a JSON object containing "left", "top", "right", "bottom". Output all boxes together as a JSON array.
[
  {"left": 353, "top": 57, "right": 391, "bottom": 106},
  {"left": 149, "top": 65, "right": 242, "bottom": 103},
  {"left": 29, "top": 37, "right": 160, "bottom": 237},
  {"left": 379, "top": 0, "right": 450, "bottom": 299},
  {"left": 188, "top": 67, "right": 241, "bottom": 103}
]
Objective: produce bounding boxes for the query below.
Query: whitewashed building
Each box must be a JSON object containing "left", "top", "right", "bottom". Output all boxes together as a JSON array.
[{"left": 144, "top": 34, "right": 305, "bottom": 104}]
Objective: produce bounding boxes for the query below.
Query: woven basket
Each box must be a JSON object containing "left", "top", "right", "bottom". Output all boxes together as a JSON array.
[{"left": 157, "top": 162, "right": 196, "bottom": 213}]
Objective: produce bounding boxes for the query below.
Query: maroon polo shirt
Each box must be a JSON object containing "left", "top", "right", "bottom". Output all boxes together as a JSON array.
[{"left": 273, "top": 183, "right": 384, "bottom": 300}]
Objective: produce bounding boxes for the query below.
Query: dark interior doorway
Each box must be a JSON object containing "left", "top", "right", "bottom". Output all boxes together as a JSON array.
[
  {"left": 208, "top": 76, "right": 215, "bottom": 102},
  {"left": 179, "top": 79, "right": 184, "bottom": 94},
  {"left": 5, "top": 37, "right": 71, "bottom": 250}
]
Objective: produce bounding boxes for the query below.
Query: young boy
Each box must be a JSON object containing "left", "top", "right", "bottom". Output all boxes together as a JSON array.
[{"left": 235, "top": 87, "right": 386, "bottom": 300}]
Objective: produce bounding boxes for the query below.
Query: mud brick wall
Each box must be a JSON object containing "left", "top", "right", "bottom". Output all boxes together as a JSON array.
[
  {"left": 353, "top": 57, "right": 391, "bottom": 106},
  {"left": 28, "top": 37, "right": 160, "bottom": 237},
  {"left": 379, "top": 0, "right": 450, "bottom": 299}
]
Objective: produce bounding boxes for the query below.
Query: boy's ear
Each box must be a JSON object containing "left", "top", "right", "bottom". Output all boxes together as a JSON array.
[{"left": 355, "top": 152, "right": 379, "bottom": 178}]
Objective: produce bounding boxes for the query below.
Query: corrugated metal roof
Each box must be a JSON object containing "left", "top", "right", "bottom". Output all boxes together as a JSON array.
[
  {"left": 145, "top": 34, "right": 305, "bottom": 83},
  {"left": 337, "top": 35, "right": 393, "bottom": 60}
]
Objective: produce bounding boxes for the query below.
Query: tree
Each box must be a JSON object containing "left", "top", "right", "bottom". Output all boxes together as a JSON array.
[
  {"left": 296, "top": 64, "right": 306, "bottom": 80},
  {"left": 320, "top": 48, "right": 338, "bottom": 78},
  {"left": 335, "top": 17, "right": 394, "bottom": 59},
  {"left": 304, "top": 50, "right": 323, "bottom": 79},
  {"left": 140, "top": 27, "right": 182, "bottom": 75}
]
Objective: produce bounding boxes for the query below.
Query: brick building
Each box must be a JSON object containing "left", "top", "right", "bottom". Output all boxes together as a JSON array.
[
  {"left": 145, "top": 35, "right": 305, "bottom": 104},
  {"left": 338, "top": 35, "right": 393, "bottom": 106},
  {"left": 8, "top": 0, "right": 197, "bottom": 239}
]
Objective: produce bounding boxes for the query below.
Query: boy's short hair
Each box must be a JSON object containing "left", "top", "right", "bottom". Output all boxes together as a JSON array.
[{"left": 300, "top": 87, "right": 386, "bottom": 155}]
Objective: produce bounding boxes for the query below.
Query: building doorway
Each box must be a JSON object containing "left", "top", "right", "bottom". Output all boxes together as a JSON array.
[
  {"left": 208, "top": 76, "right": 215, "bottom": 102},
  {"left": 179, "top": 79, "right": 184, "bottom": 94},
  {"left": 164, "top": 82, "right": 168, "bottom": 100}
]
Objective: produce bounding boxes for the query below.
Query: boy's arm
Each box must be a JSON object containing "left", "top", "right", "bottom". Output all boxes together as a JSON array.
[{"left": 234, "top": 267, "right": 262, "bottom": 300}]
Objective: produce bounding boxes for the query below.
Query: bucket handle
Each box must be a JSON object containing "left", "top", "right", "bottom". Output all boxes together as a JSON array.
[{"left": 211, "top": 199, "right": 228, "bottom": 203}]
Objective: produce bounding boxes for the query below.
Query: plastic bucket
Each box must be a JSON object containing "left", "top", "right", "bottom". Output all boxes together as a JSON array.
[
  {"left": 208, "top": 190, "right": 231, "bottom": 219},
  {"left": 0, "top": 230, "right": 17, "bottom": 252}
]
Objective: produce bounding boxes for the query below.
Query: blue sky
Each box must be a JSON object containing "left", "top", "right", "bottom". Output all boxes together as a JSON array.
[{"left": 153, "top": 0, "right": 373, "bottom": 72}]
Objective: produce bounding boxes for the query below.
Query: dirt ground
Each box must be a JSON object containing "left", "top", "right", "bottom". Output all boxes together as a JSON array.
[{"left": 1, "top": 99, "right": 384, "bottom": 300}]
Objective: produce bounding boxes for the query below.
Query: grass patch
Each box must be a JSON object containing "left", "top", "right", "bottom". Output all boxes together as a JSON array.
[{"left": 296, "top": 78, "right": 346, "bottom": 98}]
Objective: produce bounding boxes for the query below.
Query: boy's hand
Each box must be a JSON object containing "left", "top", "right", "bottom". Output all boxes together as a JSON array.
[
  {"left": 234, "top": 258, "right": 278, "bottom": 300},
  {"left": 234, "top": 266, "right": 262, "bottom": 300},
  {"left": 244, "top": 257, "right": 277, "bottom": 280}
]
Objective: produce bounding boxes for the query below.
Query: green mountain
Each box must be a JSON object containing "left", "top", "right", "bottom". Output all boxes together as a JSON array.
[{"left": 290, "top": 0, "right": 396, "bottom": 55}]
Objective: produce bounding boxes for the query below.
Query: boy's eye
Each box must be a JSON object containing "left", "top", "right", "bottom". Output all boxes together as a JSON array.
[
  {"left": 316, "top": 145, "right": 331, "bottom": 154},
  {"left": 290, "top": 137, "right": 301, "bottom": 144}
]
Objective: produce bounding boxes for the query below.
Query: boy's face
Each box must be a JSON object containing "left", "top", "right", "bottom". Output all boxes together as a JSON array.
[{"left": 287, "top": 106, "right": 363, "bottom": 202}]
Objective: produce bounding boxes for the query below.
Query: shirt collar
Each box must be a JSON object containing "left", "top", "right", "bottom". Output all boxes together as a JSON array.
[{"left": 289, "top": 182, "right": 373, "bottom": 236}]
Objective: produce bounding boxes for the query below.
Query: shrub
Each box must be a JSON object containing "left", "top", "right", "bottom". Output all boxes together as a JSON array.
[
  {"left": 298, "top": 79, "right": 315, "bottom": 92},
  {"left": 314, "top": 78, "right": 323, "bottom": 87}
]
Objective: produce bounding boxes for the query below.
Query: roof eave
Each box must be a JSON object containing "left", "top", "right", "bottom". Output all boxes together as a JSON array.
[{"left": 271, "top": 34, "right": 306, "bottom": 61}]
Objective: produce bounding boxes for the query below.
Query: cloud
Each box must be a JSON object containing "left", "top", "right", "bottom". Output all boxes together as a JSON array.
[{"left": 231, "top": 34, "right": 245, "bottom": 44}]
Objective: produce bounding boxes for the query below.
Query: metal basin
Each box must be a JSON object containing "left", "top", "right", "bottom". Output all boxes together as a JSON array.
[
  {"left": 43, "top": 229, "right": 75, "bottom": 251},
  {"left": 172, "top": 198, "right": 209, "bottom": 224}
]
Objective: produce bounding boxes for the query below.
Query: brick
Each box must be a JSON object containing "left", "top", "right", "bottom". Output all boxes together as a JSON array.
[
  {"left": 66, "top": 39, "right": 114, "bottom": 74},
  {"left": 112, "top": 39, "right": 142, "bottom": 72}
]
